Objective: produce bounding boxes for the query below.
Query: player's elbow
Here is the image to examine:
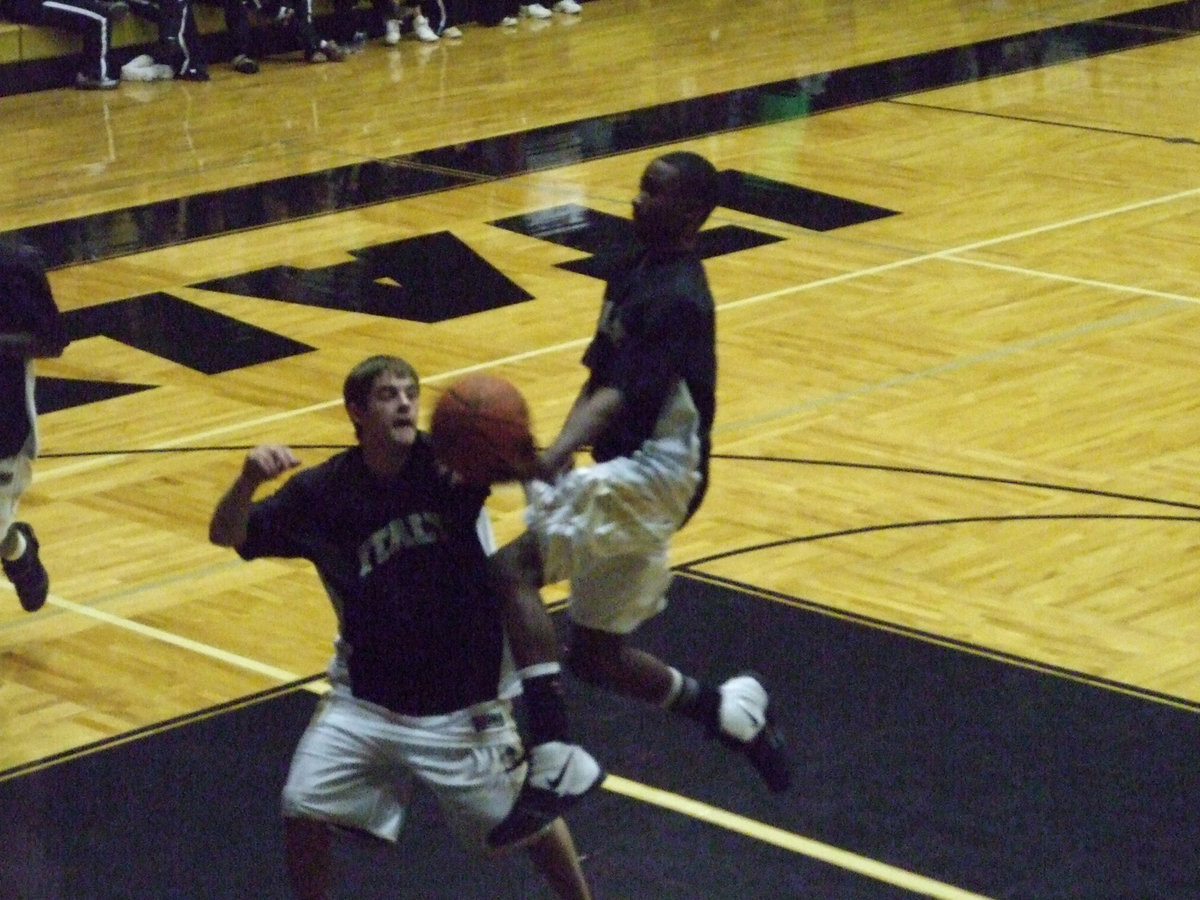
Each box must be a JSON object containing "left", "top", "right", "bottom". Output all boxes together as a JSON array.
[{"left": 208, "top": 520, "right": 245, "bottom": 549}]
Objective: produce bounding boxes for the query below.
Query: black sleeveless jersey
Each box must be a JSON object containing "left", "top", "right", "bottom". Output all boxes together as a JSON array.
[
  {"left": 582, "top": 247, "right": 717, "bottom": 512},
  {"left": 238, "top": 435, "right": 500, "bottom": 716}
]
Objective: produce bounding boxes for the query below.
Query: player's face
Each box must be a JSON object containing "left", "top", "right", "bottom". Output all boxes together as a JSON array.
[
  {"left": 352, "top": 371, "right": 420, "bottom": 453},
  {"left": 632, "top": 159, "right": 694, "bottom": 248}
]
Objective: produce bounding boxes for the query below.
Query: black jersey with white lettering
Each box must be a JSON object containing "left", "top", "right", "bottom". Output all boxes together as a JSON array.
[
  {"left": 582, "top": 247, "right": 717, "bottom": 513},
  {"left": 237, "top": 434, "right": 499, "bottom": 715}
]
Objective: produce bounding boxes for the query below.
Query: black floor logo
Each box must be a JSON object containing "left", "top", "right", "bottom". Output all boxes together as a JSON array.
[{"left": 43, "top": 173, "right": 896, "bottom": 413}]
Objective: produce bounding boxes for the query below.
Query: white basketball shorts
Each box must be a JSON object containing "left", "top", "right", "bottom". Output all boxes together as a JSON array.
[
  {"left": 280, "top": 689, "right": 526, "bottom": 852},
  {"left": 525, "top": 380, "right": 702, "bottom": 634}
]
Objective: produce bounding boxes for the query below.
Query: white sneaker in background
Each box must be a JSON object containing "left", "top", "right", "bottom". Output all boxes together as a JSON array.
[
  {"left": 553, "top": 0, "right": 582, "bottom": 12},
  {"left": 519, "top": 3, "right": 553, "bottom": 19},
  {"left": 412, "top": 13, "right": 438, "bottom": 41},
  {"left": 383, "top": 17, "right": 401, "bottom": 44},
  {"left": 120, "top": 55, "right": 174, "bottom": 81},
  {"left": 442, "top": 24, "right": 463, "bottom": 38}
]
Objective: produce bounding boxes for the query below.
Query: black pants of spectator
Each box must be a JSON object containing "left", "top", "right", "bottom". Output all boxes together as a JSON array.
[
  {"left": 10, "top": 0, "right": 121, "bottom": 81},
  {"left": 126, "top": 0, "right": 205, "bottom": 76},
  {"left": 472, "top": 0, "right": 515, "bottom": 26},
  {"left": 223, "top": 0, "right": 325, "bottom": 57},
  {"left": 329, "top": 0, "right": 391, "bottom": 43}
]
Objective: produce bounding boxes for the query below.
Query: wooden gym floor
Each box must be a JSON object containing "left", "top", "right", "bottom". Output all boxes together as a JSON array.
[{"left": 0, "top": 0, "right": 1198, "bottom": 897}]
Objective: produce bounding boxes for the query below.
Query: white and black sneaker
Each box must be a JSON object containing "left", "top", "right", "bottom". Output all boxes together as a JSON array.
[
  {"left": 4, "top": 523, "right": 48, "bottom": 612},
  {"left": 411, "top": 13, "right": 438, "bottom": 41},
  {"left": 488, "top": 741, "right": 604, "bottom": 850},
  {"left": 716, "top": 673, "right": 792, "bottom": 793}
]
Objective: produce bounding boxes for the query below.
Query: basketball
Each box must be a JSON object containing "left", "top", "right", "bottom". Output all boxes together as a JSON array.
[{"left": 431, "top": 373, "right": 537, "bottom": 486}]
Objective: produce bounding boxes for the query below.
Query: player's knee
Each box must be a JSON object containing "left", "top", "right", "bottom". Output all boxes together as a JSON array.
[
  {"left": 490, "top": 533, "right": 543, "bottom": 591},
  {"left": 563, "top": 644, "right": 612, "bottom": 689},
  {"left": 512, "top": 532, "right": 545, "bottom": 586}
]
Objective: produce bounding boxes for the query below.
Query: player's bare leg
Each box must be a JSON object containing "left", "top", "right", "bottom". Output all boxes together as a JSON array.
[
  {"left": 283, "top": 816, "right": 333, "bottom": 900},
  {"left": 525, "top": 818, "right": 593, "bottom": 900}
]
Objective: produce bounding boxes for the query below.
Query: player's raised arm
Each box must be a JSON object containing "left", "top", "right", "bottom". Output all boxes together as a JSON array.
[{"left": 208, "top": 444, "right": 300, "bottom": 548}]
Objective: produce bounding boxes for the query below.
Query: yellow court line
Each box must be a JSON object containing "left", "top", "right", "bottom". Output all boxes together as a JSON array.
[{"left": 602, "top": 774, "right": 997, "bottom": 900}]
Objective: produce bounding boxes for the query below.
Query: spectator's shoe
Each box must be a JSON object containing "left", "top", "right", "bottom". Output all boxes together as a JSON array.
[
  {"left": 411, "top": 13, "right": 438, "bottom": 41},
  {"left": 231, "top": 54, "right": 260, "bottom": 74},
  {"left": 121, "top": 54, "right": 173, "bottom": 81},
  {"left": 306, "top": 40, "right": 347, "bottom": 62},
  {"left": 552, "top": 0, "right": 581, "bottom": 12},
  {"left": 75, "top": 72, "right": 120, "bottom": 90},
  {"left": 487, "top": 741, "right": 604, "bottom": 851},
  {"left": 500, "top": 15, "right": 518, "bottom": 25},
  {"left": 442, "top": 24, "right": 463, "bottom": 38},
  {"left": 177, "top": 64, "right": 210, "bottom": 81},
  {"left": 3, "top": 523, "right": 48, "bottom": 612},
  {"left": 383, "top": 18, "right": 401, "bottom": 44},
  {"left": 519, "top": 3, "right": 552, "bottom": 18},
  {"left": 715, "top": 674, "right": 792, "bottom": 793}
]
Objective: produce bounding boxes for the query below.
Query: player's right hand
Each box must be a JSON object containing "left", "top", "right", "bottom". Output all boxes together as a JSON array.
[{"left": 243, "top": 444, "right": 301, "bottom": 485}]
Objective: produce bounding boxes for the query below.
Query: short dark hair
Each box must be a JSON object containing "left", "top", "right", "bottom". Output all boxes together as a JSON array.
[
  {"left": 343, "top": 355, "right": 419, "bottom": 409},
  {"left": 659, "top": 151, "right": 720, "bottom": 220}
]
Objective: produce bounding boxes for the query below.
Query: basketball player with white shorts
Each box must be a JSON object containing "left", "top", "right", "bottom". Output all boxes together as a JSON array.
[
  {"left": 488, "top": 153, "right": 792, "bottom": 851},
  {"left": 209, "top": 354, "right": 593, "bottom": 900},
  {"left": 0, "top": 241, "right": 67, "bottom": 613}
]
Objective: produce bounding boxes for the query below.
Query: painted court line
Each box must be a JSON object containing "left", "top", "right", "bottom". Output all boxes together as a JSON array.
[
  {"left": 942, "top": 255, "right": 1200, "bottom": 304},
  {"left": 44, "top": 593, "right": 302, "bottom": 684},
  {"left": 603, "top": 774, "right": 997, "bottom": 900}
]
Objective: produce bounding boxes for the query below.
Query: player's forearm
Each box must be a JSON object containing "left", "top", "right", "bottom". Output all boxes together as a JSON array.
[
  {"left": 540, "top": 387, "right": 621, "bottom": 474},
  {"left": 208, "top": 474, "right": 259, "bottom": 548}
]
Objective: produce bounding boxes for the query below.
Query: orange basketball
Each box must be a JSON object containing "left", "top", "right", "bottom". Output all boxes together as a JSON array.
[{"left": 430, "top": 374, "right": 536, "bottom": 486}]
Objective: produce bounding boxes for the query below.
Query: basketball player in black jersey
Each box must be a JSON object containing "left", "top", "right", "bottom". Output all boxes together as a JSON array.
[
  {"left": 488, "top": 152, "right": 792, "bottom": 849},
  {"left": 0, "top": 241, "right": 68, "bottom": 613},
  {"left": 209, "top": 355, "right": 593, "bottom": 900}
]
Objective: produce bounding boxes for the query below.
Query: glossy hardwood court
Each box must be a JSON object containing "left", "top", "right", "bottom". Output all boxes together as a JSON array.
[{"left": 1, "top": 0, "right": 1199, "bottom": 897}]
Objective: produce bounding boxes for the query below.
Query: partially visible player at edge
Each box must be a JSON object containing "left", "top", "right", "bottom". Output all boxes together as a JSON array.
[
  {"left": 208, "top": 354, "right": 594, "bottom": 900},
  {"left": 487, "top": 151, "right": 793, "bottom": 848},
  {"left": 0, "top": 241, "right": 69, "bottom": 614}
]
